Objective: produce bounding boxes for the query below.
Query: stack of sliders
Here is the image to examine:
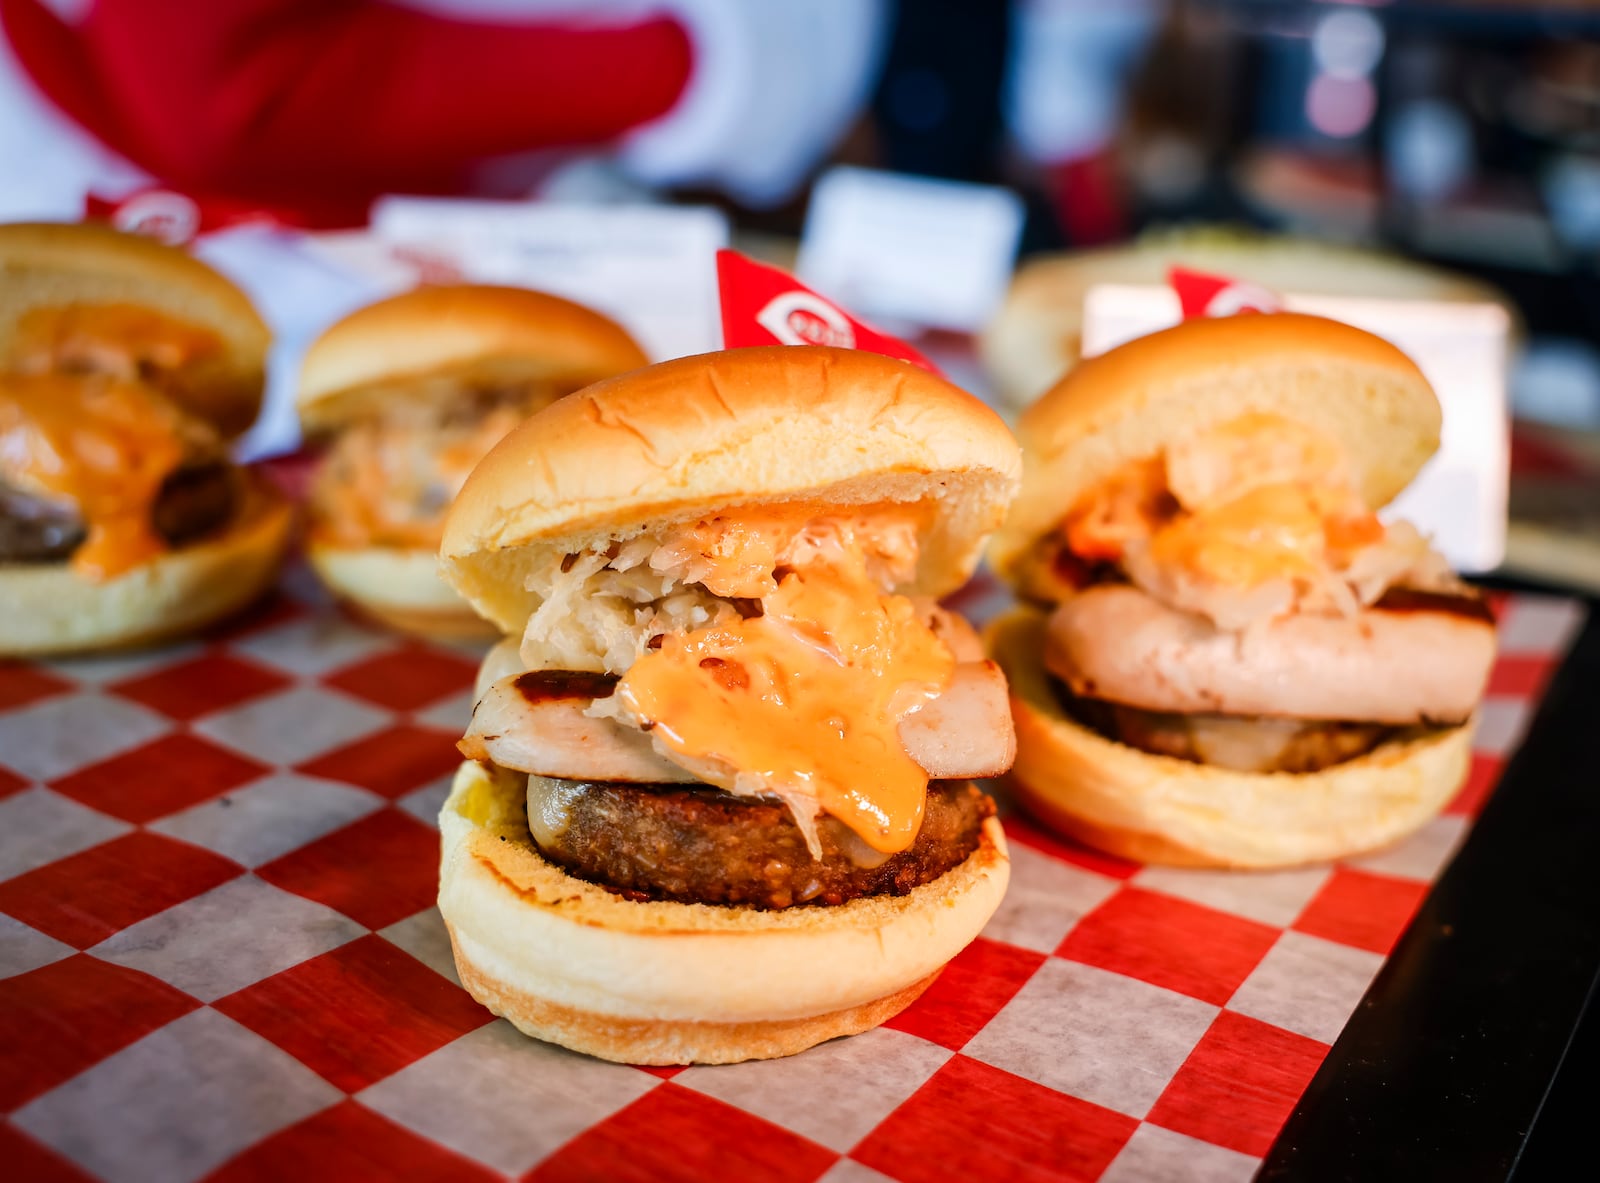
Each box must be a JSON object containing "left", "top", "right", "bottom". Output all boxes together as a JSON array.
[
  {"left": 989, "top": 313, "right": 1497, "bottom": 867},
  {"left": 297, "top": 284, "right": 648, "bottom": 635},
  {"left": 0, "top": 221, "right": 291, "bottom": 655},
  {"left": 437, "top": 346, "right": 1020, "bottom": 1064}
]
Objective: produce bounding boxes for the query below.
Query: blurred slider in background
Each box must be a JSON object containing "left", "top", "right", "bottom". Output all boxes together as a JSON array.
[
  {"left": 1111, "top": 2, "right": 1600, "bottom": 591},
  {"left": 977, "top": 224, "right": 1598, "bottom": 591},
  {"left": 980, "top": 227, "right": 1514, "bottom": 575},
  {"left": 295, "top": 285, "right": 648, "bottom": 638},
  {"left": 0, "top": 222, "right": 291, "bottom": 656},
  {"left": 952, "top": 0, "right": 1600, "bottom": 594}
]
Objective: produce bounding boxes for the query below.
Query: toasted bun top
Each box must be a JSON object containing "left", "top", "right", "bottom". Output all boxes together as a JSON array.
[
  {"left": 0, "top": 221, "right": 269, "bottom": 437},
  {"left": 991, "top": 313, "right": 1441, "bottom": 581},
  {"left": 441, "top": 346, "right": 1022, "bottom": 631},
  {"left": 297, "top": 284, "right": 648, "bottom": 431}
]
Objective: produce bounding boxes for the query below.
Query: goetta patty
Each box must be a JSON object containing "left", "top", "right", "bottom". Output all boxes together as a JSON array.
[
  {"left": 1050, "top": 678, "right": 1398, "bottom": 774},
  {"left": 524, "top": 775, "right": 994, "bottom": 910}
]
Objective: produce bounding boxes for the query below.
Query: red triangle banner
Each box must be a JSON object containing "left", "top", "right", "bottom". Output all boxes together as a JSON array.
[
  {"left": 1169, "top": 265, "right": 1283, "bottom": 320},
  {"left": 716, "top": 250, "right": 940, "bottom": 374}
]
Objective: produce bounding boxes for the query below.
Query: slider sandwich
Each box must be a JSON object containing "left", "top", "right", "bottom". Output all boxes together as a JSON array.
[
  {"left": 979, "top": 228, "right": 1513, "bottom": 410},
  {"left": 0, "top": 222, "right": 290, "bottom": 655},
  {"left": 989, "top": 313, "right": 1496, "bottom": 867},
  {"left": 437, "top": 346, "right": 1019, "bottom": 1064},
  {"left": 297, "top": 285, "right": 648, "bottom": 635}
]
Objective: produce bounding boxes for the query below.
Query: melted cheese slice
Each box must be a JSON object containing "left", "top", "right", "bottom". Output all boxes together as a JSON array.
[
  {"left": 612, "top": 509, "right": 952, "bottom": 854},
  {"left": 0, "top": 374, "right": 191, "bottom": 579}
]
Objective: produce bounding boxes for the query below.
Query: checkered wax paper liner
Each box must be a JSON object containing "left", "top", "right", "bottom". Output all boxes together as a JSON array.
[{"left": 0, "top": 561, "right": 1585, "bottom": 1183}]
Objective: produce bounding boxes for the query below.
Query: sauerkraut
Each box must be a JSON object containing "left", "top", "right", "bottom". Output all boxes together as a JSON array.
[
  {"left": 311, "top": 388, "right": 538, "bottom": 548},
  {"left": 518, "top": 508, "right": 925, "bottom": 674},
  {"left": 1049, "top": 414, "right": 1462, "bottom": 631},
  {"left": 520, "top": 548, "right": 739, "bottom": 674}
]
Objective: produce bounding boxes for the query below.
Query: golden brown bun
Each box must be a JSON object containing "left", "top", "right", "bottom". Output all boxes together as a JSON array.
[
  {"left": 981, "top": 229, "right": 1514, "bottom": 410},
  {"left": 438, "top": 761, "right": 1010, "bottom": 1064},
  {"left": 0, "top": 221, "right": 270, "bottom": 437},
  {"left": 990, "top": 608, "right": 1473, "bottom": 868},
  {"left": 306, "top": 541, "right": 498, "bottom": 639},
  {"left": 990, "top": 313, "right": 1441, "bottom": 583},
  {"left": 0, "top": 478, "right": 293, "bottom": 656},
  {"left": 442, "top": 346, "right": 1022, "bottom": 632},
  {"left": 297, "top": 284, "right": 649, "bottom": 432}
]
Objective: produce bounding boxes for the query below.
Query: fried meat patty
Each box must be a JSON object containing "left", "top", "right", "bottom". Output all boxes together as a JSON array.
[
  {"left": 1051, "top": 677, "right": 1398, "bottom": 774},
  {"left": 525, "top": 775, "right": 994, "bottom": 909}
]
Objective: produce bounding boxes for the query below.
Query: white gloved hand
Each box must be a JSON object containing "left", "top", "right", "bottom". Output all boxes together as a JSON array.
[
  {"left": 620, "top": 0, "right": 891, "bottom": 208},
  {"left": 1004, "top": 0, "right": 1158, "bottom": 164}
]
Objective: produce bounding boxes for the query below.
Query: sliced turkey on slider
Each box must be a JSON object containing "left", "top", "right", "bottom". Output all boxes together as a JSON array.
[
  {"left": 988, "top": 312, "right": 1496, "bottom": 868},
  {"left": 436, "top": 345, "right": 1021, "bottom": 1065}
]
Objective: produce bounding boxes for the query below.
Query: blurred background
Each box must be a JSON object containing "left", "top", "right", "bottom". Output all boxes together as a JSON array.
[{"left": 2, "top": 0, "right": 1598, "bottom": 586}]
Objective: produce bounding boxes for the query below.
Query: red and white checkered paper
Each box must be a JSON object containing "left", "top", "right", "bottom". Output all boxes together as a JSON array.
[{"left": 0, "top": 557, "right": 1585, "bottom": 1183}]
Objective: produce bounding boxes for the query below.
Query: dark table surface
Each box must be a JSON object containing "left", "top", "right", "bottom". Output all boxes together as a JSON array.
[{"left": 1260, "top": 580, "right": 1600, "bottom": 1181}]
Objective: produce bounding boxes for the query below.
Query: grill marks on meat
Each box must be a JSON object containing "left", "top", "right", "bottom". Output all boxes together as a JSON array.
[
  {"left": 514, "top": 669, "right": 620, "bottom": 704},
  {"left": 527, "top": 776, "right": 993, "bottom": 909},
  {"left": 1374, "top": 585, "right": 1496, "bottom": 625},
  {"left": 0, "top": 461, "right": 238, "bottom": 564},
  {"left": 460, "top": 670, "right": 696, "bottom": 784}
]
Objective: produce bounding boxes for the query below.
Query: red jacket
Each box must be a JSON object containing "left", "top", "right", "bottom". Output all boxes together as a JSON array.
[{"left": 0, "top": 0, "right": 692, "bottom": 224}]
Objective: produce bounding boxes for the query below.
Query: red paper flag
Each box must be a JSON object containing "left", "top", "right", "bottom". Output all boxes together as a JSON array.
[
  {"left": 85, "top": 187, "right": 293, "bottom": 246},
  {"left": 1169, "top": 265, "right": 1282, "bottom": 320},
  {"left": 716, "top": 250, "right": 940, "bottom": 374}
]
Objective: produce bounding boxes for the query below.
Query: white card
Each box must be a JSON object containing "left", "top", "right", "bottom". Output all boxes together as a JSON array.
[
  {"left": 797, "top": 166, "right": 1024, "bottom": 333},
  {"left": 369, "top": 197, "right": 731, "bottom": 361},
  {"left": 1081, "top": 284, "right": 1510, "bottom": 573}
]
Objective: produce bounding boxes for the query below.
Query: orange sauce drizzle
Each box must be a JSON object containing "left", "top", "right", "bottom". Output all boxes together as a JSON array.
[
  {"left": 311, "top": 403, "right": 527, "bottom": 548},
  {"left": 614, "top": 507, "right": 952, "bottom": 854},
  {"left": 0, "top": 375, "right": 190, "bottom": 579},
  {"left": 1147, "top": 483, "right": 1344, "bottom": 586},
  {"left": 10, "top": 303, "right": 221, "bottom": 379},
  {"left": 1063, "top": 456, "right": 1171, "bottom": 561},
  {"left": 1059, "top": 414, "right": 1385, "bottom": 589}
]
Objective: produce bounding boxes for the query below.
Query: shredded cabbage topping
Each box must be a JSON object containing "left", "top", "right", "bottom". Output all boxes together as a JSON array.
[
  {"left": 520, "top": 542, "right": 739, "bottom": 674},
  {"left": 1121, "top": 517, "right": 1458, "bottom": 631},
  {"left": 312, "top": 388, "right": 539, "bottom": 548},
  {"left": 518, "top": 508, "right": 923, "bottom": 674}
]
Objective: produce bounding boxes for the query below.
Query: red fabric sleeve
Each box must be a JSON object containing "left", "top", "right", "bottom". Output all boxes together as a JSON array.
[{"left": 0, "top": 0, "right": 692, "bottom": 207}]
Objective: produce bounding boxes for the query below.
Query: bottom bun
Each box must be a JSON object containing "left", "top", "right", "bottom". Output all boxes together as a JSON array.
[
  {"left": 308, "top": 541, "right": 496, "bottom": 639},
  {"left": 989, "top": 608, "right": 1474, "bottom": 868},
  {"left": 438, "top": 761, "right": 1010, "bottom": 1064},
  {"left": 0, "top": 480, "right": 293, "bottom": 657}
]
